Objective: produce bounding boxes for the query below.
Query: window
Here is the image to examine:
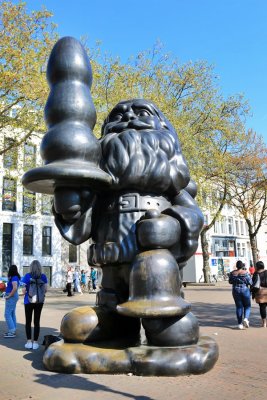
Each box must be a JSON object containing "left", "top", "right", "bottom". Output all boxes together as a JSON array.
[
  {"left": 3, "top": 138, "right": 17, "bottom": 169},
  {"left": 42, "top": 266, "right": 52, "bottom": 286},
  {"left": 2, "top": 223, "right": 13, "bottom": 275},
  {"left": 2, "top": 178, "right": 16, "bottom": 211},
  {"left": 24, "top": 143, "right": 36, "bottom": 169},
  {"left": 235, "top": 220, "right": 240, "bottom": 235},
  {"left": 23, "top": 189, "right": 36, "bottom": 214},
  {"left": 23, "top": 225, "right": 33, "bottom": 255},
  {"left": 214, "top": 221, "right": 219, "bottom": 234},
  {"left": 228, "top": 217, "right": 233, "bottom": 235},
  {"left": 222, "top": 240, "right": 228, "bottom": 248},
  {"left": 237, "top": 242, "right": 241, "bottom": 257},
  {"left": 220, "top": 217, "right": 226, "bottom": 234},
  {"left": 41, "top": 195, "right": 52, "bottom": 215},
  {"left": 240, "top": 221, "right": 244, "bottom": 235},
  {"left": 203, "top": 214, "right": 208, "bottom": 225},
  {"left": 69, "top": 244, "right": 77, "bottom": 263},
  {"left": 42, "top": 226, "right": 52, "bottom": 256},
  {"left": 241, "top": 243, "right": 246, "bottom": 257}
]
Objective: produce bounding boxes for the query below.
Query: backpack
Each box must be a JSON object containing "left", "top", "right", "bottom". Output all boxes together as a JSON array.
[{"left": 28, "top": 277, "right": 46, "bottom": 303}]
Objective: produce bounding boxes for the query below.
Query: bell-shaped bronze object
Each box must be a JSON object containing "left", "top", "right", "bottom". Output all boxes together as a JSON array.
[
  {"left": 22, "top": 36, "right": 111, "bottom": 194},
  {"left": 117, "top": 249, "right": 191, "bottom": 318}
]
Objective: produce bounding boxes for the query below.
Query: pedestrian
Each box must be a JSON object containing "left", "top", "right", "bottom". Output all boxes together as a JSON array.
[
  {"left": 66, "top": 266, "right": 73, "bottom": 297},
  {"left": 80, "top": 269, "right": 87, "bottom": 292},
  {"left": 74, "top": 267, "right": 82, "bottom": 294},
  {"left": 90, "top": 267, "right": 97, "bottom": 291},
  {"left": 21, "top": 260, "right": 48, "bottom": 349},
  {"left": 251, "top": 261, "right": 267, "bottom": 328},
  {"left": 3, "top": 265, "right": 21, "bottom": 338},
  {"left": 229, "top": 260, "right": 252, "bottom": 329}
]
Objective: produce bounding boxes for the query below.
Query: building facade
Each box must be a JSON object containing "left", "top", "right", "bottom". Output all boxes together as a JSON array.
[
  {"left": 184, "top": 202, "right": 267, "bottom": 283},
  {"left": 1, "top": 129, "right": 266, "bottom": 285},
  {"left": 0, "top": 129, "right": 88, "bottom": 287}
]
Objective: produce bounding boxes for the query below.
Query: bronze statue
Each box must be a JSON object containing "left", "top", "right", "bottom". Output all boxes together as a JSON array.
[{"left": 22, "top": 37, "right": 218, "bottom": 375}]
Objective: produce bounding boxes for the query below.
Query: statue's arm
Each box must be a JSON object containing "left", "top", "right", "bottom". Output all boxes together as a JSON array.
[
  {"left": 163, "top": 189, "right": 204, "bottom": 264},
  {"left": 53, "top": 187, "right": 96, "bottom": 245}
]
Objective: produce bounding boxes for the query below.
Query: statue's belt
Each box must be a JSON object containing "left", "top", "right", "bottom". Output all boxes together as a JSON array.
[{"left": 106, "top": 193, "right": 171, "bottom": 213}]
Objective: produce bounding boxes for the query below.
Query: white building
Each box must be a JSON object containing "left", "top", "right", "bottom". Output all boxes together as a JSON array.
[
  {"left": 0, "top": 128, "right": 88, "bottom": 287},
  {"left": 184, "top": 201, "right": 267, "bottom": 283}
]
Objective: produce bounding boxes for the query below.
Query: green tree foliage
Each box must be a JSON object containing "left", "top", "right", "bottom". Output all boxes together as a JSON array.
[
  {"left": 90, "top": 44, "right": 249, "bottom": 182},
  {"left": 89, "top": 45, "right": 251, "bottom": 282},
  {"left": 228, "top": 130, "right": 267, "bottom": 265},
  {"left": 0, "top": 1, "right": 57, "bottom": 155}
]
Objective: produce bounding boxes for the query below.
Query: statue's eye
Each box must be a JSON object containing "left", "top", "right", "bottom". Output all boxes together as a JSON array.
[
  {"left": 110, "top": 113, "right": 123, "bottom": 121},
  {"left": 137, "top": 110, "right": 151, "bottom": 117}
]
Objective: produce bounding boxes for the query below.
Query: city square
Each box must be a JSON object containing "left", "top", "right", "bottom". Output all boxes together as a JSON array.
[
  {"left": 0, "top": 282, "right": 266, "bottom": 400},
  {"left": 1, "top": 1, "right": 267, "bottom": 399}
]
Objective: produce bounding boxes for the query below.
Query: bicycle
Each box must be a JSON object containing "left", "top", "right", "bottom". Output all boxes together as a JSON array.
[
  {"left": 216, "top": 272, "right": 229, "bottom": 281},
  {"left": 199, "top": 274, "right": 217, "bottom": 283}
]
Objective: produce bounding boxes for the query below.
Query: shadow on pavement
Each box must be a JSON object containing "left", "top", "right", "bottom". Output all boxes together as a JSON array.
[
  {"left": 0, "top": 320, "right": 59, "bottom": 351},
  {"left": 191, "top": 301, "right": 261, "bottom": 328},
  {"left": 34, "top": 372, "right": 153, "bottom": 399}
]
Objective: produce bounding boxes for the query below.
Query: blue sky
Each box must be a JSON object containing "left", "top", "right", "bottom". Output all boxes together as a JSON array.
[{"left": 24, "top": 0, "right": 267, "bottom": 143}]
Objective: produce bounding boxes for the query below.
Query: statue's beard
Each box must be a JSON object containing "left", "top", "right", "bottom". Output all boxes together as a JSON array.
[{"left": 100, "top": 129, "right": 190, "bottom": 194}]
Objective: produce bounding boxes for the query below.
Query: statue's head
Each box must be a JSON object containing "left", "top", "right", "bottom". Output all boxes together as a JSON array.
[
  {"left": 100, "top": 99, "right": 190, "bottom": 195},
  {"left": 102, "top": 99, "right": 172, "bottom": 136}
]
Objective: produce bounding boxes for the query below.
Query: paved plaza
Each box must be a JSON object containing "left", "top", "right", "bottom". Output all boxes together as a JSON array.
[{"left": 0, "top": 282, "right": 266, "bottom": 400}]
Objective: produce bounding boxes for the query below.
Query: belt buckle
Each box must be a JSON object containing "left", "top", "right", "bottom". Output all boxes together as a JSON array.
[{"left": 119, "top": 194, "right": 139, "bottom": 211}]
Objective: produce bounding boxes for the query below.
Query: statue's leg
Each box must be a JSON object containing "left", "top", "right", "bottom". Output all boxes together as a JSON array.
[
  {"left": 61, "top": 305, "right": 140, "bottom": 344},
  {"left": 142, "top": 312, "right": 199, "bottom": 346},
  {"left": 60, "top": 264, "right": 140, "bottom": 344}
]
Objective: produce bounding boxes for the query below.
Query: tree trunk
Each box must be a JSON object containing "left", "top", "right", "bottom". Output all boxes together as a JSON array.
[
  {"left": 201, "top": 229, "right": 210, "bottom": 283},
  {"left": 250, "top": 235, "right": 258, "bottom": 266}
]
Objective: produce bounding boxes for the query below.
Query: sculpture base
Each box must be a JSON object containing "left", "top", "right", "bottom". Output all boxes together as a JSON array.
[{"left": 43, "top": 335, "right": 218, "bottom": 376}]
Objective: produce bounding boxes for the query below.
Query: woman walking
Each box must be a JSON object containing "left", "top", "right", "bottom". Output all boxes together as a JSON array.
[
  {"left": 66, "top": 266, "right": 73, "bottom": 296},
  {"left": 252, "top": 261, "right": 267, "bottom": 327},
  {"left": 3, "top": 265, "right": 21, "bottom": 338},
  {"left": 21, "top": 260, "right": 47, "bottom": 349},
  {"left": 229, "top": 260, "right": 252, "bottom": 329},
  {"left": 80, "top": 269, "right": 87, "bottom": 292},
  {"left": 73, "top": 267, "right": 82, "bottom": 294}
]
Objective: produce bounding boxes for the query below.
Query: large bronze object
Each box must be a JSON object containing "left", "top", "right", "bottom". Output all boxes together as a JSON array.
[{"left": 22, "top": 37, "right": 218, "bottom": 375}]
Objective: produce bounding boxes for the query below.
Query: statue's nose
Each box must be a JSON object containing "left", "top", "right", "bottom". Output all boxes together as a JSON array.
[{"left": 122, "top": 111, "right": 136, "bottom": 121}]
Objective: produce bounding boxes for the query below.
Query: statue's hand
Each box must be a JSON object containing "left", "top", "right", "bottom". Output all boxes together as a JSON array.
[
  {"left": 163, "top": 190, "right": 204, "bottom": 263},
  {"left": 53, "top": 187, "right": 96, "bottom": 244},
  {"left": 54, "top": 188, "right": 84, "bottom": 223},
  {"left": 54, "top": 187, "right": 93, "bottom": 223}
]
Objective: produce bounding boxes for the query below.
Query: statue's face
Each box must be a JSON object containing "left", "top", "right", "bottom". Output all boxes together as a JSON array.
[
  {"left": 102, "top": 100, "right": 163, "bottom": 135},
  {"left": 100, "top": 99, "right": 190, "bottom": 194}
]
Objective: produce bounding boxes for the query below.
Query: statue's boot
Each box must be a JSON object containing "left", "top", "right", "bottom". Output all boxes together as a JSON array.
[
  {"left": 43, "top": 305, "right": 140, "bottom": 374},
  {"left": 142, "top": 312, "right": 199, "bottom": 346},
  {"left": 60, "top": 305, "right": 141, "bottom": 344}
]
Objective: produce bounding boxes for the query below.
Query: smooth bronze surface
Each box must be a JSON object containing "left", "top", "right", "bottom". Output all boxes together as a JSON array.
[
  {"left": 22, "top": 36, "right": 218, "bottom": 376},
  {"left": 43, "top": 336, "right": 219, "bottom": 375}
]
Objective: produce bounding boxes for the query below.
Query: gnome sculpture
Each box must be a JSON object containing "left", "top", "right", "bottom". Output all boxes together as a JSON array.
[{"left": 23, "top": 37, "right": 218, "bottom": 375}]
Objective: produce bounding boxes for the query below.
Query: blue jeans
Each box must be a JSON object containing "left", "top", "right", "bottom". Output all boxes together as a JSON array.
[
  {"left": 232, "top": 286, "right": 251, "bottom": 324},
  {"left": 4, "top": 292, "right": 19, "bottom": 333}
]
